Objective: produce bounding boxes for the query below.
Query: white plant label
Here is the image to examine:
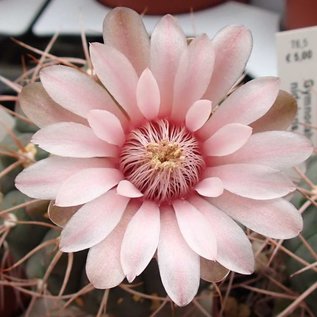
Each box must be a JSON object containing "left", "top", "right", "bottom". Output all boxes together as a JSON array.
[{"left": 276, "top": 26, "right": 317, "bottom": 145}]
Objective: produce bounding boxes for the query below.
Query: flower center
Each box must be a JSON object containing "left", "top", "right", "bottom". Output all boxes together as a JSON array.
[{"left": 120, "top": 119, "right": 205, "bottom": 203}]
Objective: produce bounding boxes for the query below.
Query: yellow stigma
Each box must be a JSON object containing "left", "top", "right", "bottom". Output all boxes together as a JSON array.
[{"left": 146, "top": 140, "right": 184, "bottom": 170}]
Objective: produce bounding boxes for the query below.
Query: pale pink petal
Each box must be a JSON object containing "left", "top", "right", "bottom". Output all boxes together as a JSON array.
[
  {"left": 203, "top": 123, "right": 252, "bottom": 156},
  {"left": 86, "top": 233, "right": 124, "bottom": 289},
  {"left": 19, "top": 83, "right": 85, "bottom": 128},
  {"left": 210, "top": 191, "right": 303, "bottom": 239},
  {"left": 86, "top": 200, "right": 139, "bottom": 289},
  {"left": 55, "top": 168, "right": 122, "bottom": 207},
  {"left": 116, "top": 180, "right": 143, "bottom": 198},
  {"left": 158, "top": 206, "right": 200, "bottom": 306},
  {"left": 199, "top": 77, "right": 280, "bottom": 139},
  {"left": 121, "top": 201, "right": 160, "bottom": 282},
  {"left": 90, "top": 43, "right": 143, "bottom": 122},
  {"left": 87, "top": 109, "right": 125, "bottom": 146},
  {"left": 15, "top": 157, "right": 111, "bottom": 200},
  {"left": 173, "top": 199, "right": 217, "bottom": 260},
  {"left": 171, "top": 35, "right": 215, "bottom": 122},
  {"left": 206, "top": 164, "right": 295, "bottom": 200},
  {"left": 40, "top": 65, "right": 125, "bottom": 123},
  {"left": 150, "top": 15, "right": 187, "bottom": 117},
  {"left": 195, "top": 177, "right": 223, "bottom": 198},
  {"left": 60, "top": 189, "right": 129, "bottom": 252},
  {"left": 204, "top": 26, "right": 252, "bottom": 105},
  {"left": 103, "top": 7, "right": 150, "bottom": 75},
  {"left": 208, "top": 131, "right": 313, "bottom": 170},
  {"left": 32, "top": 122, "right": 118, "bottom": 158},
  {"left": 191, "top": 196, "right": 254, "bottom": 274},
  {"left": 200, "top": 259, "right": 229, "bottom": 282},
  {"left": 136, "top": 68, "right": 160, "bottom": 120},
  {"left": 185, "top": 100, "right": 212, "bottom": 132}
]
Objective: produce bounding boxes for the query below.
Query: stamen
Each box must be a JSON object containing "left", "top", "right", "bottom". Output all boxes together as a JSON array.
[{"left": 120, "top": 120, "right": 205, "bottom": 203}]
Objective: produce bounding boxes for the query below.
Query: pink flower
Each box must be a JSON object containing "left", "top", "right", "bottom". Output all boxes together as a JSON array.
[{"left": 16, "top": 7, "right": 312, "bottom": 306}]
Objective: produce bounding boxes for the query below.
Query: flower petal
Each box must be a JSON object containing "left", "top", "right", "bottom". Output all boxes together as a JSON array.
[
  {"left": 191, "top": 196, "right": 254, "bottom": 274},
  {"left": 211, "top": 191, "right": 303, "bottom": 239},
  {"left": 203, "top": 123, "right": 252, "bottom": 156},
  {"left": 86, "top": 233, "right": 124, "bottom": 289},
  {"left": 40, "top": 65, "right": 125, "bottom": 122},
  {"left": 121, "top": 201, "right": 160, "bottom": 282},
  {"left": 0, "top": 108, "right": 14, "bottom": 140},
  {"left": 150, "top": 15, "right": 187, "bottom": 117},
  {"left": 48, "top": 202, "right": 78, "bottom": 227},
  {"left": 87, "top": 110, "right": 125, "bottom": 146},
  {"left": 19, "top": 83, "right": 85, "bottom": 128},
  {"left": 158, "top": 206, "right": 200, "bottom": 306},
  {"left": 171, "top": 35, "right": 215, "bottom": 122},
  {"left": 136, "top": 68, "right": 160, "bottom": 120},
  {"left": 204, "top": 25, "right": 252, "bottom": 105},
  {"left": 199, "top": 77, "right": 280, "bottom": 140},
  {"left": 200, "top": 259, "right": 229, "bottom": 283},
  {"left": 55, "top": 168, "right": 122, "bottom": 207},
  {"left": 251, "top": 90, "right": 297, "bottom": 133},
  {"left": 116, "top": 180, "right": 143, "bottom": 198},
  {"left": 103, "top": 7, "right": 150, "bottom": 75},
  {"left": 60, "top": 189, "right": 129, "bottom": 252},
  {"left": 208, "top": 131, "right": 313, "bottom": 169},
  {"left": 32, "top": 122, "right": 118, "bottom": 158},
  {"left": 206, "top": 164, "right": 295, "bottom": 200},
  {"left": 195, "top": 177, "right": 223, "bottom": 198},
  {"left": 90, "top": 43, "right": 143, "bottom": 122},
  {"left": 86, "top": 200, "right": 139, "bottom": 288},
  {"left": 173, "top": 199, "right": 217, "bottom": 260},
  {"left": 185, "top": 100, "right": 212, "bottom": 132},
  {"left": 15, "top": 157, "right": 111, "bottom": 200}
]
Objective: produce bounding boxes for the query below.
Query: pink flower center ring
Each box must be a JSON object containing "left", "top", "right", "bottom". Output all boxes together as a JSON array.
[{"left": 120, "top": 119, "right": 205, "bottom": 202}]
